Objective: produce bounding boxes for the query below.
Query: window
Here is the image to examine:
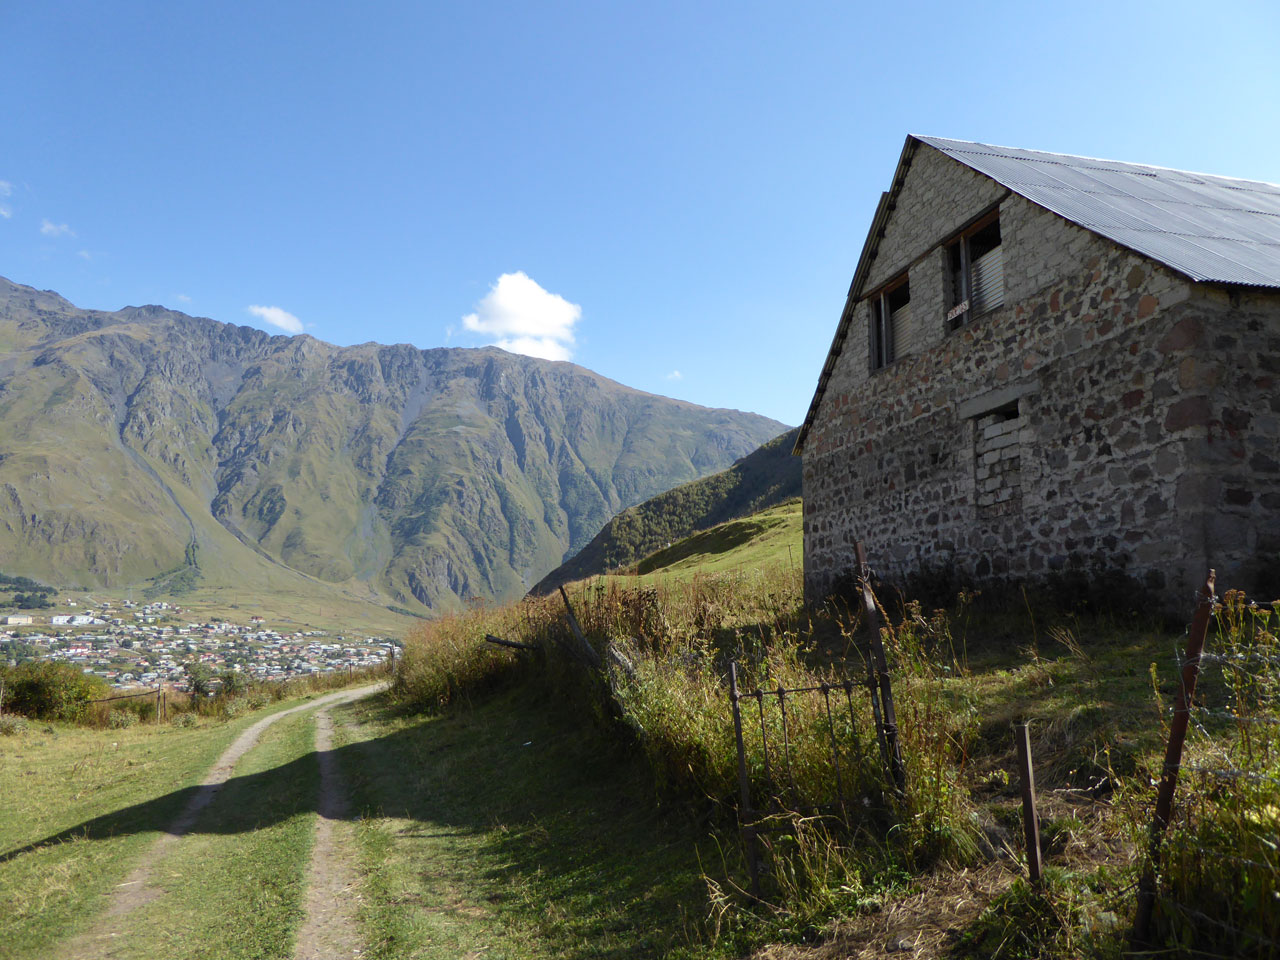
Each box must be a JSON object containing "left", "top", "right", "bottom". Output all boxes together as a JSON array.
[
  {"left": 870, "top": 278, "right": 910, "bottom": 370},
  {"left": 946, "top": 213, "right": 1004, "bottom": 330}
]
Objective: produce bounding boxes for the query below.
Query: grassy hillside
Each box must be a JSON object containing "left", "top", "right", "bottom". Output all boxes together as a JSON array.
[
  {"left": 0, "top": 276, "right": 784, "bottom": 614},
  {"left": 625, "top": 498, "right": 801, "bottom": 581},
  {"left": 530, "top": 426, "right": 800, "bottom": 593},
  {"left": 393, "top": 551, "right": 1280, "bottom": 959}
]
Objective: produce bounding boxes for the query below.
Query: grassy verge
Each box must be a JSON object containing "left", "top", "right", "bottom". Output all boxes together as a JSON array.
[
  {"left": 0, "top": 697, "right": 307, "bottom": 958},
  {"left": 388, "top": 537, "right": 1280, "bottom": 959},
  {"left": 110, "top": 710, "right": 321, "bottom": 960},
  {"left": 331, "top": 690, "right": 721, "bottom": 960}
]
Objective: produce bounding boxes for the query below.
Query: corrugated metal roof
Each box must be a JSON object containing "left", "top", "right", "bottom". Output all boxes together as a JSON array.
[{"left": 917, "top": 136, "right": 1280, "bottom": 288}]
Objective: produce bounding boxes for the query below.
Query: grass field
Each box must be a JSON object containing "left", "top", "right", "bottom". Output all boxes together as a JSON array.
[
  {"left": 104, "top": 710, "right": 320, "bottom": 960},
  {"left": 620, "top": 498, "right": 801, "bottom": 583},
  {"left": 0, "top": 699, "right": 307, "bottom": 958},
  {"left": 5, "top": 496, "right": 1275, "bottom": 959},
  {"left": 331, "top": 690, "right": 720, "bottom": 960}
]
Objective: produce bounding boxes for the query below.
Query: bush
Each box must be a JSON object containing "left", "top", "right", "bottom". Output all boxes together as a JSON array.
[
  {"left": 0, "top": 714, "right": 29, "bottom": 735},
  {"left": 171, "top": 712, "right": 197, "bottom": 728},
  {"left": 0, "top": 661, "right": 108, "bottom": 721},
  {"left": 107, "top": 709, "right": 138, "bottom": 729},
  {"left": 220, "top": 670, "right": 249, "bottom": 697}
]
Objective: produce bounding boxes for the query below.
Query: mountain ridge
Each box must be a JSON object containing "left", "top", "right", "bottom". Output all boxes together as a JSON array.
[
  {"left": 0, "top": 276, "right": 785, "bottom": 612},
  {"left": 530, "top": 426, "right": 802, "bottom": 594}
]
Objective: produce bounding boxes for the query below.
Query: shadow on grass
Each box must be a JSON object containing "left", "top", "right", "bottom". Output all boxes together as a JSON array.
[{"left": 2, "top": 690, "right": 713, "bottom": 958}]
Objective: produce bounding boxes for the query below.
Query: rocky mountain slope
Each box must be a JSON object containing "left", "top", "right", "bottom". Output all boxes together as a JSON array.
[
  {"left": 0, "top": 277, "right": 785, "bottom": 612},
  {"left": 530, "top": 426, "right": 801, "bottom": 593}
]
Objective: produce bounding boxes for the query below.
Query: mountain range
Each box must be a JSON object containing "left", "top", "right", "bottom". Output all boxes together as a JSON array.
[
  {"left": 0, "top": 277, "right": 785, "bottom": 614},
  {"left": 530, "top": 427, "right": 801, "bottom": 593}
]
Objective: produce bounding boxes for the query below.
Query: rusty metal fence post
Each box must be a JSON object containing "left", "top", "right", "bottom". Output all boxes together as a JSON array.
[
  {"left": 1015, "top": 722, "right": 1043, "bottom": 887},
  {"left": 728, "top": 662, "right": 761, "bottom": 898},
  {"left": 1133, "top": 570, "right": 1216, "bottom": 944},
  {"left": 855, "top": 541, "right": 907, "bottom": 796}
]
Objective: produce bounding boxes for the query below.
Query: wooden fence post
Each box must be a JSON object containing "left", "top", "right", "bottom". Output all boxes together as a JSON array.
[
  {"left": 1133, "top": 570, "right": 1216, "bottom": 944},
  {"left": 1015, "top": 722, "right": 1042, "bottom": 887},
  {"left": 558, "top": 587, "right": 603, "bottom": 669}
]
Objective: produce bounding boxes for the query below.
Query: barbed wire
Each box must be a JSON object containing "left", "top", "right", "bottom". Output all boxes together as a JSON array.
[
  {"left": 1181, "top": 763, "right": 1280, "bottom": 788},
  {"left": 1165, "top": 844, "right": 1278, "bottom": 873},
  {"left": 1189, "top": 706, "right": 1280, "bottom": 726}
]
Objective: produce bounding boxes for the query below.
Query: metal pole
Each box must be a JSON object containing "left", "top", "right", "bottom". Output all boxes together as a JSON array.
[
  {"left": 729, "top": 662, "right": 760, "bottom": 899},
  {"left": 1133, "top": 570, "right": 1216, "bottom": 944},
  {"left": 855, "top": 541, "right": 907, "bottom": 796},
  {"left": 1015, "top": 722, "right": 1042, "bottom": 887}
]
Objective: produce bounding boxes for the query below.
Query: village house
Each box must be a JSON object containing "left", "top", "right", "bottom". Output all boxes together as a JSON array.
[{"left": 795, "top": 136, "right": 1280, "bottom": 607}]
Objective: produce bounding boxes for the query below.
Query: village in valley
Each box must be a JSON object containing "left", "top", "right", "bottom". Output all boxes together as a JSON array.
[{"left": 0, "top": 597, "right": 397, "bottom": 691}]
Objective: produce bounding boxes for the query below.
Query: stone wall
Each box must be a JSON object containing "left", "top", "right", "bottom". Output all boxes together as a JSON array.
[{"left": 800, "top": 143, "right": 1280, "bottom": 609}]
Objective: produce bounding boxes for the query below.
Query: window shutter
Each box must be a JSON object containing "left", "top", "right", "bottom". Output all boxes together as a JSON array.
[
  {"left": 889, "top": 303, "right": 910, "bottom": 360},
  {"left": 970, "top": 245, "right": 1004, "bottom": 314}
]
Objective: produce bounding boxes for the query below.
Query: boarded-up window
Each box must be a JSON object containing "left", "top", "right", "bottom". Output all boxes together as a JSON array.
[{"left": 974, "top": 401, "right": 1022, "bottom": 519}]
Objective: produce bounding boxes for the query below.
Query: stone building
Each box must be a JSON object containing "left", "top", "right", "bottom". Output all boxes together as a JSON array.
[{"left": 795, "top": 136, "right": 1280, "bottom": 607}]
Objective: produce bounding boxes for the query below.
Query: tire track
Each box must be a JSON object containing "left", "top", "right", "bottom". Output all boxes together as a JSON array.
[
  {"left": 293, "top": 706, "right": 364, "bottom": 959},
  {"left": 57, "top": 684, "right": 383, "bottom": 960}
]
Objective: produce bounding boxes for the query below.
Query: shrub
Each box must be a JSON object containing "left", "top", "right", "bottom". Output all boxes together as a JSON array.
[
  {"left": 392, "top": 605, "right": 528, "bottom": 712},
  {"left": 107, "top": 709, "right": 138, "bottom": 729},
  {"left": 0, "top": 714, "right": 29, "bottom": 735},
  {"left": 220, "top": 670, "right": 249, "bottom": 697},
  {"left": 0, "top": 661, "right": 108, "bottom": 721},
  {"left": 171, "top": 712, "right": 197, "bottom": 728}
]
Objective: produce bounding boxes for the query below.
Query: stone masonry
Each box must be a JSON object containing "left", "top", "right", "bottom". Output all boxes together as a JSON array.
[{"left": 798, "top": 140, "right": 1280, "bottom": 609}]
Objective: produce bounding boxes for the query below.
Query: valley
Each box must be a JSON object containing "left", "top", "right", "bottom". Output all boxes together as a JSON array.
[{"left": 0, "top": 276, "right": 785, "bottom": 617}]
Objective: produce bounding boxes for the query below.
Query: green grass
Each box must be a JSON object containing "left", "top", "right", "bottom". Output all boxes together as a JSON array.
[
  {"left": 0, "top": 699, "right": 305, "bottom": 958},
  {"left": 389, "top": 496, "right": 1280, "bottom": 959},
  {"left": 532, "top": 427, "right": 801, "bottom": 593},
  {"left": 331, "top": 690, "right": 719, "bottom": 960},
  {"left": 109, "top": 710, "right": 321, "bottom": 960},
  {"left": 631, "top": 499, "right": 801, "bottom": 580}
]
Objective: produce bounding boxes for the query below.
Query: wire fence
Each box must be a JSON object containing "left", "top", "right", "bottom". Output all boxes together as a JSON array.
[
  {"left": 1134, "top": 581, "right": 1280, "bottom": 956},
  {"left": 544, "top": 560, "right": 1278, "bottom": 947}
]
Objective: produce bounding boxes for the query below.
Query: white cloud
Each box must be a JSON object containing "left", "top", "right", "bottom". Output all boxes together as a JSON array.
[
  {"left": 0, "top": 181, "right": 11, "bottom": 196},
  {"left": 665, "top": 370, "right": 683, "bottom": 381},
  {"left": 462, "top": 271, "right": 580, "bottom": 361},
  {"left": 176, "top": 293, "right": 192, "bottom": 303},
  {"left": 40, "top": 219, "right": 76, "bottom": 238},
  {"left": 247, "top": 304, "right": 304, "bottom": 334},
  {"left": 77, "top": 250, "right": 92, "bottom": 260},
  {"left": 0, "top": 205, "right": 10, "bottom": 219},
  {"left": 493, "top": 335, "right": 572, "bottom": 362}
]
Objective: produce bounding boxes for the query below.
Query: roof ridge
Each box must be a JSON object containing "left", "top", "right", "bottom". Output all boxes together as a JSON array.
[{"left": 913, "top": 135, "right": 1280, "bottom": 192}]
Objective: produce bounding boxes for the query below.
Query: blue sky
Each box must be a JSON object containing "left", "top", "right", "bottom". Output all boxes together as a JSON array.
[{"left": 2, "top": 1, "right": 1278, "bottom": 426}]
